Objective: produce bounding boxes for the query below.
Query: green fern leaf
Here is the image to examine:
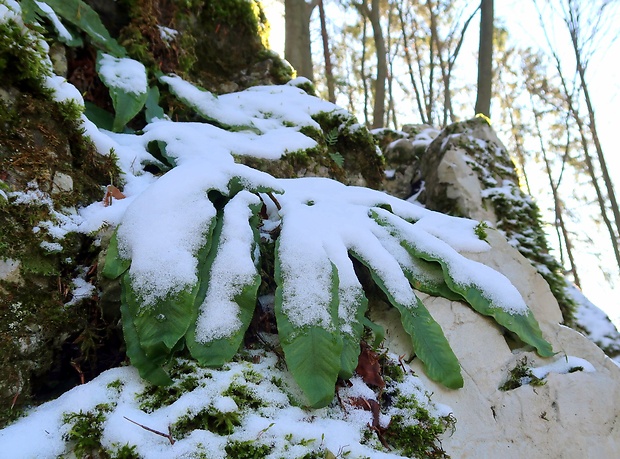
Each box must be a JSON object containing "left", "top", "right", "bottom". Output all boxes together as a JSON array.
[
  {"left": 274, "top": 247, "right": 343, "bottom": 408},
  {"left": 329, "top": 152, "right": 345, "bottom": 168},
  {"left": 101, "top": 229, "right": 130, "bottom": 280},
  {"left": 96, "top": 52, "right": 148, "bottom": 132},
  {"left": 351, "top": 251, "right": 463, "bottom": 389},
  {"left": 120, "top": 292, "right": 173, "bottom": 385},
  {"left": 41, "top": 0, "right": 125, "bottom": 56},
  {"left": 325, "top": 127, "right": 339, "bottom": 146},
  {"left": 186, "top": 194, "right": 262, "bottom": 366}
]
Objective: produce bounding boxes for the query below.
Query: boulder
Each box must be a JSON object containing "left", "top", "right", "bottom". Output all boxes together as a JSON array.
[{"left": 371, "top": 228, "right": 620, "bottom": 458}]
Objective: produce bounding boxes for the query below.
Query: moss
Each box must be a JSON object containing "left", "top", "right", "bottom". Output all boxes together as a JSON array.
[
  {"left": 474, "top": 221, "right": 489, "bottom": 241},
  {"left": 137, "top": 360, "right": 204, "bottom": 412},
  {"left": 384, "top": 394, "right": 454, "bottom": 459},
  {"left": 0, "top": 18, "right": 51, "bottom": 94},
  {"left": 386, "top": 413, "right": 452, "bottom": 458},
  {"left": 225, "top": 440, "right": 273, "bottom": 458},
  {"left": 310, "top": 111, "right": 385, "bottom": 189},
  {"left": 117, "top": 0, "right": 183, "bottom": 76},
  {"left": 172, "top": 406, "right": 241, "bottom": 438},
  {"left": 0, "top": 78, "right": 120, "bottom": 426},
  {"left": 379, "top": 354, "right": 405, "bottom": 384},
  {"left": 110, "top": 444, "right": 140, "bottom": 459},
  {"left": 223, "top": 382, "right": 264, "bottom": 409},
  {"left": 172, "top": 0, "right": 288, "bottom": 91},
  {"left": 500, "top": 357, "right": 546, "bottom": 391},
  {"left": 62, "top": 404, "right": 112, "bottom": 458}
]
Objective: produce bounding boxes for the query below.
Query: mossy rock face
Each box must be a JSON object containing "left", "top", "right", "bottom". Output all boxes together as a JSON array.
[
  {"left": 415, "top": 118, "right": 576, "bottom": 324},
  {"left": 236, "top": 110, "right": 385, "bottom": 189},
  {"left": 87, "top": 0, "right": 293, "bottom": 95},
  {"left": 0, "top": 85, "right": 121, "bottom": 427}
]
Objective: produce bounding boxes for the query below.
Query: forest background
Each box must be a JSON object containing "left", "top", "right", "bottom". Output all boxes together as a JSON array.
[{"left": 263, "top": 0, "right": 620, "bottom": 327}]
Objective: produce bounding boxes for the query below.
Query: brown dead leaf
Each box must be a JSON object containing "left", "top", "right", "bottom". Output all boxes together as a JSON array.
[
  {"left": 103, "top": 185, "right": 126, "bottom": 207},
  {"left": 348, "top": 397, "right": 382, "bottom": 428},
  {"left": 356, "top": 342, "right": 385, "bottom": 389}
]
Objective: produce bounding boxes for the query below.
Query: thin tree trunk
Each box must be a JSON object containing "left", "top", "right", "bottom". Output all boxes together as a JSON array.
[
  {"left": 285, "top": 0, "right": 317, "bottom": 81},
  {"left": 535, "top": 0, "right": 620, "bottom": 275},
  {"left": 445, "top": 4, "right": 481, "bottom": 123},
  {"left": 568, "top": 12, "right": 620, "bottom": 251},
  {"left": 386, "top": 2, "right": 398, "bottom": 129},
  {"left": 357, "top": 0, "right": 387, "bottom": 129},
  {"left": 361, "top": 16, "right": 370, "bottom": 127},
  {"left": 474, "top": 0, "right": 494, "bottom": 117},
  {"left": 531, "top": 96, "right": 581, "bottom": 287},
  {"left": 396, "top": 2, "right": 427, "bottom": 124},
  {"left": 427, "top": 3, "right": 436, "bottom": 125},
  {"left": 427, "top": 2, "right": 452, "bottom": 127},
  {"left": 558, "top": 69, "right": 620, "bottom": 273},
  {"left": 317, "top": 0, "right": 335, "bottom": 103}
]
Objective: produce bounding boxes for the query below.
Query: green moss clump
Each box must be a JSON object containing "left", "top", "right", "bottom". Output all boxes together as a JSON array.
[
  {"left": 137, "top": 360, "right": 204, "bottom": 412},
  {"left": 0, "top": 45, "right": 120, "bottom": 425},
  {"left": 225, "top": 440, "right": 273, "bottom": 458},
  {"left": 172, "top": 407, "right": 241, "bottom": 437},
  {"left": 0, "top": 17, "right": 51, "bottom": 93},
  {"left": 62, "top": 404, "right": 112, "bottom": 458},
  {"left": 499, "top": 357, "right": 546, "bottom": 391},
  {"left": 384, "top": 394, "right": 454, "bottom": 459},
  {"left": 223, "top": 382, "right": 264, "bottom": 410}
]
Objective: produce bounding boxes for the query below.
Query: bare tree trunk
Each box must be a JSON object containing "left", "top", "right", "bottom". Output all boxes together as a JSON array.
[
  {"left": 361, "top": 16, "right": 370, "bottom": 127},
  {"left": 536, "top": 0, "right": 620, "bottom": 275},
  {"left": 356, "top": 0, "right": 387, "bottom": 129},
  {"left": 531, "top": 96, "right": 581, "bottom": 287},
  {"left": 386, "top": 2, "right": 398, "bottom": 129},
  {"left": 396, "top": 2, "right": 427, "bottom": 124},
  {"left": 285, "top": 0, "right": 318, "bottom": 81},
  {"left": 427, "top": 3, "right": 436, "bottom": 125},
  {"left": 566, "top": 3, "right": 620, "bottom": 252},
  {"left": 556, "top": 66, "right": 620, "bottom": 273},
  {"left": 474, "top": 0, "right": 493, "bottom": 117},
  {"left": 317, "top": 0, "right": 335, "bottom": 102}
]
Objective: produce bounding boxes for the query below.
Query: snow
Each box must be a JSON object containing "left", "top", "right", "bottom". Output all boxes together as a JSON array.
[
  {"left": 194, "top": 191, "right": 261, "bottom": 342},
  {"left": 97, "top": 53, "right": 147, "bottom": 96},
  {"left": 157, "top": 25, "right": 178, "bottom": 42},
  {"left": 43, "top": 75, "right": 83, "bottom": 105},
  {"left": 65, "top": 273, "right": 96, "bottom": 307},
  {"left": 34, "top": 1, "right": 73, "bottom": 42},
  {"left": 161, "top": 74, "right": 343, "bottom": 133},
  {"left": 0, "top": 0, "right": 20, "bottom": 23},
  {"left": 569, "top": 285, "right": 620, "bottom": 363},
  {"left": 0, "top": 352, "right": 443, "bottom": 458},
  {"left": 530, "top": 355, "right": 596, "bottom": 379}
]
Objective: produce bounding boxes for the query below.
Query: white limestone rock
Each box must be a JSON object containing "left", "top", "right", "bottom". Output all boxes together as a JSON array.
[{"left": 371, "top": 228, "right": 620, "bottom": 458}]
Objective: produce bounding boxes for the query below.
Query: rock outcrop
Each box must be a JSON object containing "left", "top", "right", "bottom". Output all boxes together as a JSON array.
[{"left": 372, "top": 229, "right": 620, "bottom": 458}]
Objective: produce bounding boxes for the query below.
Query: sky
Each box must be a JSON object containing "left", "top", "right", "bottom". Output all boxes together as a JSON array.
[{"left": 261, "top": 0, "right": 620, "bottom": 328}]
